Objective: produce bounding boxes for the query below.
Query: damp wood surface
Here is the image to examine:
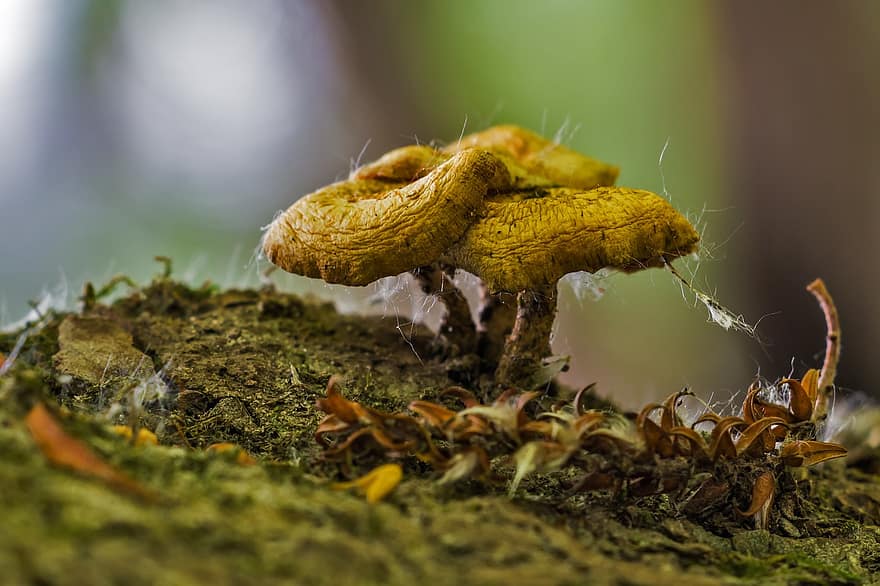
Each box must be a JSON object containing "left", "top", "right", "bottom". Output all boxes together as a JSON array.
[{"left": 1, "top": 278, "right": 879, "bottom": 586}]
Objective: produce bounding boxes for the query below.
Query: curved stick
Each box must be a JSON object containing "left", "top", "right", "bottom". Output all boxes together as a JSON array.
[{"left": 806, "top": 278, "right": 840, "bottom": 419}]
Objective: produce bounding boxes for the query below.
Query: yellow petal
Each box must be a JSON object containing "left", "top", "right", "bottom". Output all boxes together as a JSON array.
[
  {"left": 111, "top": 425, "right": 158, "bottom": 447},
  {"left": 332, "top": 463, "right": 403, "bottom": 504},
  {"left": 111, "top": 424, "right": 133, "bottom": 440},
  {"left": 206, "top": 442, "right": 257, "bottom": 466}
]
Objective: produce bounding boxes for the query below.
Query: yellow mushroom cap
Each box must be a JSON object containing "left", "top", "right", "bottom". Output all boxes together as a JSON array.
[
  {"left": 262, "top": 149, "right": 511, "bottom": 286},
  {"left": 446, "top": 125, "right": 620, "bottom": 189},
  {"left": 352, "top": 143, "right": 555, "bottom": 193},
  {"left": 352, "top": 145, "right": 447, "bottom": 183},
  {"left": 444, "top": 186, "right": 700, "bottom": 294},
  {"left": 263, "top": 126, "right": 695, "bottom": 292}
]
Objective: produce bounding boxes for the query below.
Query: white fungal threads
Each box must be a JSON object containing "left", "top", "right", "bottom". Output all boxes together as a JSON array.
[{"left": 665, "top": 262, "right": 757, "bottom": 338}]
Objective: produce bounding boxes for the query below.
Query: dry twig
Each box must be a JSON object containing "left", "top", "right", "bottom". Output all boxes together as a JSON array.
[{"left": 806, "top": 278, "right": 840, "bottom": 420}]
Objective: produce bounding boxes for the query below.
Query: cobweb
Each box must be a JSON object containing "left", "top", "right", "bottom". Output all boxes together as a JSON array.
[{"left": 559, "top": 269, "right": 611, "bottom": 303}]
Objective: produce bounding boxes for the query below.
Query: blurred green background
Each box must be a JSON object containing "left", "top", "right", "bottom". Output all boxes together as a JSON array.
[{"left": 1, "top": 0, "right": 877, "bottom": 405}]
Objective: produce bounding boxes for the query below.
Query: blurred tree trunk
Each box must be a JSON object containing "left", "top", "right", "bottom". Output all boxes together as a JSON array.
[
  {"left": 324, "top": 0, "right": 440, "bottom": 147},
  {"left": 719, "top": 0, "right": 880, "bottom": 396}
]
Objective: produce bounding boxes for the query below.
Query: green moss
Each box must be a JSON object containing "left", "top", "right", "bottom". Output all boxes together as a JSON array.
[{"left": 1, "top": 276, "right": 878, "bottom": 585}]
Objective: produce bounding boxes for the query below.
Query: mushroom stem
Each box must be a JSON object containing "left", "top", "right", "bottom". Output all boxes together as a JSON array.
[
  {"left": 411, "top": 265, "right": 479, "bottom": 356},
  {"left": 494, "top": 290, "right": 557, "bottom": 389},
  {"left": 476, "top": 284, "right": 517, "bottom": 368}
]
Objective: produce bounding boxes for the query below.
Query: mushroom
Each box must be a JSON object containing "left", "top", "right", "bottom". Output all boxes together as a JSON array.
[
  {"left": 441, "top": 124, "right": 623, "bottom": 366},
  {"left": 352, "top": 124, "right": 619, "bottom": 190},
  {"left": 442, "top": 185, "right": 699, "bottom": 388},
  {"left": 262, "top": 130, "right": 568, "bottom": 356},
  {"left": 261, "top": 125, "right": 699, "bottom": 390}
]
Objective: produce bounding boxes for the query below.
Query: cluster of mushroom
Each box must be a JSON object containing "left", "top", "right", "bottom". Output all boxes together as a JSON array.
[{"left": 262, "top": 125, "right": 699, "bottom": 390}]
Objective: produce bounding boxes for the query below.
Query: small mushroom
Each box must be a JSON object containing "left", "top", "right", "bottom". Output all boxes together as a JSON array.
[{"left": 262, "top": 125, "right": 699, "bottom": 390}]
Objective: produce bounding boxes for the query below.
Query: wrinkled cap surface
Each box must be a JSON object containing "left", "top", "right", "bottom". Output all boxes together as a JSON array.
[
  {"left": 446, "top": 125, "right": 620, "bottom": 189},
  {"left": 262, "top": 149, "right": 511, "bottom": 285},
  {"left": 262, "top": 125, "right": 697, "bottom": 290},
  {"left": 444, "top": 186, "right": 700, "bottom": 293}
]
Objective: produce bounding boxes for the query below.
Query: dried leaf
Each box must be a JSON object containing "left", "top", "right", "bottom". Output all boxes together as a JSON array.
[
  {"left": 754, "top": 401, "right": 796, "bottom": 430},
  {"left": 315, "top": 376, "right": 360, "bottom": 423},
  {"left": 667, "top": 427, "right": 710, "bottom": 460},
  {"left": 332, "top": 463, "right": 403, "bottom": 504},
  {"left": 708, "top": 416, "right": 747, "bottom": 461},
  {"left": 440, "top": 386, "right": 481, "bottom": 408},
  {"left": 638, "top": 416, "right": 674, "bottom": 457},
  {"left": 801, "top": 369, "right": 820, "bottom": 404},
  {"left": 26, "top": 403, "right": 156, "bottom": 501},
  {"left": 782, "top": 374, "right": 817, "bottom": 422},
  {"left": 456, "top": 389, "right": 538, "bottom": 437},
  {"left": 735, "top": 417, "right": 788, "bottom": 458},
  {"left": 630, "top": 473, "right": 687, "bottom": 497},
  {"left": 572, "top": 383, "right": 598, "bottom": 416},
  {"left": 438, "top": 448, "right": 491, "bottom": 484},
  {"left": 661, "top": 389, "right": 692, "bottom": 431},
  {"left": 408, "top": 400, "right": 457, "bottom": 428},
  {"left": 780, "top": 440, "right": 847, "bottom": 467},
  {"left": 572, "top": 411, "right": 608, "bottom": 437},
  {"left": 580, "top": 427, "right": 640, "bottom": 455},
  {"left": 693, "top": 411, "right": 722, "bottom": 426},
  {"left": 511, "top": 391, "right": 541, "bottom": 425},
  {"left": 636, "top": 402, "right": 664, "bottom": 430},
  {"left": 737, "top": 471, "right": 775, "bottom": 530},
  {"left": 680, "top": 478, "right": 730, "bottom": 516},
  {"left": 323, "top": 426, "right": 415, "bottom": 458},
  {"left": 458, "top": 405, "right": 519, "bottom": 435},
  {"left": 510, "top": 441, "right": 571, "bottom": 495},
  {"left": 520, "top": 418, "right": 560, "bottom": 437},
  {"left": 636, "top": 402, "right": 676, "bottom": 456},
  {"left": 314, "top": 414, "right": 352, "bottom": 444},
  {"left": 447, "top": 415, "right": 491, "bottom": 440},
  {"left": 741, "top": 382, "right": 763, "bottom": 424},
  {"left": 570, "top": 471, "right": 618, "bottom": 493}
]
